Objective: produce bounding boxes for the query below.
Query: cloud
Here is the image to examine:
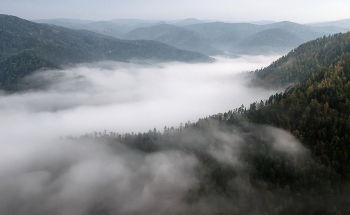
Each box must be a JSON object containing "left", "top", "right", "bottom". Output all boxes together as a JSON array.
[
  {"left": 0, "top": 55, "right": 279, "bottom": 135},
  {"left": 2, "top": 55, "right": 319, "bottom": 214},
  {"left": 0, "top": 121, "right": 312, "bottom": 214}
]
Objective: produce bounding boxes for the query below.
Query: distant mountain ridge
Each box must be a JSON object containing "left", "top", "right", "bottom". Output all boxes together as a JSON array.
[
  {"left": 123, "top": 24, "right": 223, "bottom": 56},
  {"left": 35, "top": 17, "right": 350, "bottom": 56},
  {"left": 0, "top": 14, "right": 213, "bottom": 91},
  {"left": 308, "top": 18, "right": 350, "bottom": 29}
]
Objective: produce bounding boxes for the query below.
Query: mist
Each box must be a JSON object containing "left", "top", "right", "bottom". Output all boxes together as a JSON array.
[
  {"left": 3, "top": 55, "right": 327, "bottom": 214},
  {"left": 0, "top": 55, "right": 279, "bottom": 137}
]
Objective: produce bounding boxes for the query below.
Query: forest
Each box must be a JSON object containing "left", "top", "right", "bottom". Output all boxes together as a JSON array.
[
  {"left": 64, "top": 31, "right": 350, "bottom": 214},
  {"left": 1, "top": 14, "right": 350, "bottom": 215}
]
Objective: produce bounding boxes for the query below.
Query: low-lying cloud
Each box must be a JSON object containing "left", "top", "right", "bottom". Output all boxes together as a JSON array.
[
  {"left": 0, "top": 55, "right": 280, "bottom": 136},
  {"left": 2, "top": 55, "right": 309, "bottom": 214}
]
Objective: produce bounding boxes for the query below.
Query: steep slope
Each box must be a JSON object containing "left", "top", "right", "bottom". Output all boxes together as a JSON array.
[
  {"left": 246, "top": 56, "right": 350, "bottom": 181},
  {"left": 251, "top": 32, "right": 350, "bottom": 87},
  {"left": 123, "top": 24, "right": 223, "bottom": 56},
  {"left": 0, "top": 51, "right": 59, "bottom": 91}
]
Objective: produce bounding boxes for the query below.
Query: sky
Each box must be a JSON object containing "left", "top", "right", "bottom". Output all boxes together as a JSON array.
[{"left": 0, "top": 0, "right": 349, "bottom": 23}]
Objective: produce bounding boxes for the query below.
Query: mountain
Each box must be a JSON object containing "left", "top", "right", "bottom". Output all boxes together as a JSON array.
[
  {"left": 35, "top": 18, "right": 350, "bottom": 56},
  {"left": 82, "top": 49, "right": 350, "bottom": 213},
  {"left": 248, "top": 20, "right": 276, "bottom": 25},
  {"left": 0, "top": 15, "right": 213, "bottom": 91},
  {"left": 174, "top": 18, "right": 206, "bottom": 26},
  {"left": 233, "top": 28, "right": 305, "bottom": 54},
  {"left": 35, "top": 19, "right": 133, "bottom": 37},
  {"left": 246, "top": 32, "right": 350, "bottom": 181},
  {"left": 0, "top": 51, "right": 60, "bottom": 90},
  {"left": 184, "top": 22, "right": 262, "bottom": 51},
  {"left": 33, "top": 18, "right": 94, "bottom": 29},
  {"left": 123, "top": 24, "right": 223, "bottom": 56},
  {"left": 185, "top": 21, "right": 349, "bottom": 55},
  {"left": 246, "top": 56, "right": 350, "bottom": 181},
  {"left": 309, "top": 18, "right": 350, "bottom": 29},
  {"left": 251, "top": 32, "right": 350, "bottom": 88}
]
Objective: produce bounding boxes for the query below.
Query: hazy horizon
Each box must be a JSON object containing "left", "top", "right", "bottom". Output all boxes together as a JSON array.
[{"left": 1, "top": 0, "right": 349, "bottom": 24}]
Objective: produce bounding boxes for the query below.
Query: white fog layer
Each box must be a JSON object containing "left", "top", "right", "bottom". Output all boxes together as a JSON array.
[
  {"left": 0, "top": 55, "right": 321, "bottom": 215},
  {"left": 0, "top": 55, "right": 280, "bottom": 137}
]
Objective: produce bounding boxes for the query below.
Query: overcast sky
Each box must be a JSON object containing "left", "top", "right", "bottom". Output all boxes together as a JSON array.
[{"left": 0, "top": 0, "right": 349, "bottom": 23}]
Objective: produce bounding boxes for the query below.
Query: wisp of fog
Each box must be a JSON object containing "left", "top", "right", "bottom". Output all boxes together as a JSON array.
[{"left": 0, "top": 55, "right": 297, "bottom": 214}]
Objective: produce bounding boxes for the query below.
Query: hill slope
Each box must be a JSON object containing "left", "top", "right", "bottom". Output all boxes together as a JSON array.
[
  {"left": 123, "top": 24, "right": 223, "bottom": 56},
  {"left": 234, "top": 28, "right": 305, "bottom": 54},
  {"left": 251, "top": 32, "right": 350, "bottom": 87},
  {"left": 0, "top": 15, "right": 213, "bottom": 91},
  {"left": 246, "top": 56, "right": 350, "bottom": 181},
  {"left": 185, "top": 21, "right": 349, "bottom": 55},
  {"left": 0, "top": 15, "right": 212, "bottom": 64}
]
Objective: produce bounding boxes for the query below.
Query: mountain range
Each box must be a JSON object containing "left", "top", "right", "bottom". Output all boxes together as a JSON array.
[
  {"left": 0, "top": 15, "right": 212, "bottom": 91},
  {"left": 99, "top": 29, "right": 350, "bottom": 214},
  {"left": 35, "top": 18, "right": 350, "bottom": 56}
]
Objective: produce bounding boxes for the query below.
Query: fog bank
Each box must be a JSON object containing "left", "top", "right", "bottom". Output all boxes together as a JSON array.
[
  {"left": 0, "top": 55, "right": 280, "bottom": 137},
  {"left": 1, "top": 55, "right": 346, "bottom": 214}
]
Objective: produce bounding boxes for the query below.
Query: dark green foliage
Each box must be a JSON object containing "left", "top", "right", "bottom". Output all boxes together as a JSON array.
[
  {"left": 247, "top": 57, "right": 350, "bottom": 183},
  {"left": 0, "top": 51, "right": 59, "bottom": 91},
  {"left": 77, "top": 37, "right": 350, "bottom": 213},
  {"left": 81, "top": 118, "right": 348, "bottom": 214},
  {"left": 252, "top": 32, "right": 350, "bottom": 87}
]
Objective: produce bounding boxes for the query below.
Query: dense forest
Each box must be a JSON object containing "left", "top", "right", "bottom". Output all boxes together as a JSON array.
[
  {"left": 65, "top": 32, "right": 350, "bottom": 214},
  {"left": 1, "top": 14, "right": 350, "bottom": 214},
  {"left": 251, "top": 32, "right": 350, "bottom": 88}
]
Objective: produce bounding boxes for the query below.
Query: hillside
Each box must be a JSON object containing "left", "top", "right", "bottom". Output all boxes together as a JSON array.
[
  {"left": 251, "top": 32, "right": 350, "bottom": 88},
  {"left": 246, "top": 56, "right": 350, "bottom": 181},
  {"left": 185, "top": 21, "right": 349, "bottom": 55},
  {"left": 309, "top": 19, "right": 350, "bottom": 29},
  {"left": 34, "top": 18, "right": 349, "bottom": 57},
  {"left": 0, "top": 15, "right": 213, "bottom": 91},
  {"left": 0, "top": 15, "right": 212, "bottom": 64},
  {"left": 233, "top": 28, "right": 304, "bottom": 54},
  {"left": 123, "top": 24, "right": 223, "bottom": 56},
  {"left": 0, "top": 51, "right": 59, "bottom": 91}
]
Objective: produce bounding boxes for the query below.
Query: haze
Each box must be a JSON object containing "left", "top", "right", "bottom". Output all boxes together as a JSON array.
[
  {"left": 0, "top": 55, "right": 312, "bottom": 214},
  {"left": 1, "top": 0, "right": 349, "bottom": 23},
  {"left": 0, "top": 56, "right": 279, "bottom": 137}
]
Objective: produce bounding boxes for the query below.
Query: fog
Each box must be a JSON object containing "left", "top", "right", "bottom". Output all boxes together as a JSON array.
[
  {"left": 2, "top": 55, "right": 309, "bottom": 214},
  {"left": 0, "top": 55, "right": 280, "bottom": 137}
]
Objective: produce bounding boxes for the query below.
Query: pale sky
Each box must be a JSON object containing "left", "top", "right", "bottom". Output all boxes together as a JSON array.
[{"left": 0, "top": 0, "right": 349, "bottom": 23}]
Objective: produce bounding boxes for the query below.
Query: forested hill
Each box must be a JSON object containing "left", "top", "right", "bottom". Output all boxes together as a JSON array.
[
  {"left": 251, "top": 32, "right": 350, "bottom": 88},
  {"left": 86, "top": 55, "right": 350, "bottom": 214},
  {"left": 0, "top": 14, "right": 212, "bottom": 91},
  {"left": 246, "top": 56, "right": 350, "bottom": 181},
  {"left": 0, "top": 15, "right": 212, "bottom": 64}
]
